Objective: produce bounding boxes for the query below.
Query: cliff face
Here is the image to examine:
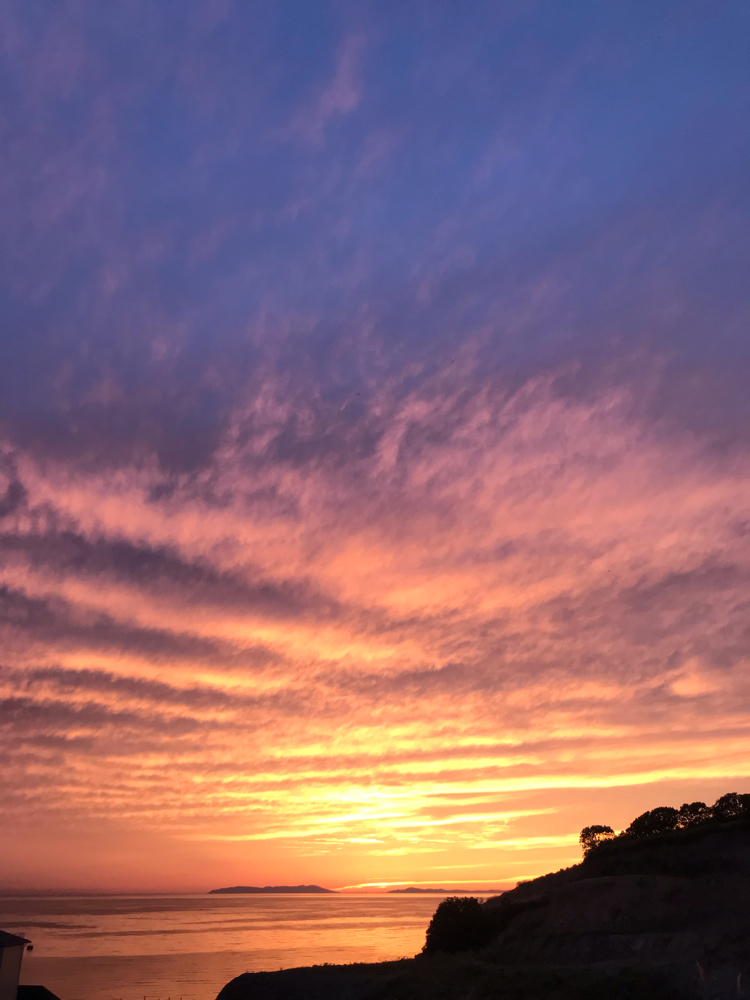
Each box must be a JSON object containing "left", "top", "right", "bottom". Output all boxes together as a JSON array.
[{"left": 486, "top": 872, "right": 746, "bottom": 964}]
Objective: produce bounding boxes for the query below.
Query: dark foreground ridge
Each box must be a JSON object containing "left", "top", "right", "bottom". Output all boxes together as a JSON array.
[
  {"left": 217, "top": 806, "right": 750, "bottom": 999},
  {"left": 209, "top": 884, "right": 336, "bottom": 894}
]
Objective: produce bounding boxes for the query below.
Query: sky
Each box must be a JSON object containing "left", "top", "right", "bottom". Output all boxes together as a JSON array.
[{"left": 2, "top": 0, "right": 750, "bottom": 894}]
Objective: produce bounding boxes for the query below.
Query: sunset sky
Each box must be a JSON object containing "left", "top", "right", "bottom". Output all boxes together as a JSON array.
[{"left": 2, "top": 1, "right": 750, "bottom": 894}]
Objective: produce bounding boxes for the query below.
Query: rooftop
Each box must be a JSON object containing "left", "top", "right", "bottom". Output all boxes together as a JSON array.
[{"left": 0, "top": 930, "right": 31, "bottom": 948}]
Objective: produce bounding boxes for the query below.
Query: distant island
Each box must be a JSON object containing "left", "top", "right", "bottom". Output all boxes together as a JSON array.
[
  {"left": 388, "top": 887, "right": 449, "bottom": 894},
  {"left": 387, "top": 887, "right": 503, "bottom": 894},
  {"left": 209, "top": 884, "right": 336, "bottom": 894}
]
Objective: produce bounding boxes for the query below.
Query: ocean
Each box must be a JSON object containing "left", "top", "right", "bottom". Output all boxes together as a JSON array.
[{"left": 2, "top": 893, "right": 449, "bottom": 1000}]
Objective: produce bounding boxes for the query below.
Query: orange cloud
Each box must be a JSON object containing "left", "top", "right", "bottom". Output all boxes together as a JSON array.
[{"left": 3, "top": 371, "right": 750, "bottom": 891}]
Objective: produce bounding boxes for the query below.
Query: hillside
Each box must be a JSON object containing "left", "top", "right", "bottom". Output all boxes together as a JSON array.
[
  {"left": 217, "top": 818, "right": 750, "bottom": 999},
  {"left": 480, "top": 818, "right": 750, "bottom": 980}
]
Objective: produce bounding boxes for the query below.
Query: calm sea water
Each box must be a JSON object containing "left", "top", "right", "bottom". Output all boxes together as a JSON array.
[{"left": 2, "top": 894, "right": 449, "bottom": 1000}]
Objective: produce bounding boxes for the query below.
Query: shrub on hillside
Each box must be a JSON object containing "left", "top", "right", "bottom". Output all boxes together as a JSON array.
[{"left": 422, "top": 896, "right": 495, "bottom": 954}]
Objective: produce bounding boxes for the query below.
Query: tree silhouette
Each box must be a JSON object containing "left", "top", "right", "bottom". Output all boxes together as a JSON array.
[
  {"left": 625, "top": 806, "right": 678, "bottom": 838},
  {"left": 575, "top": 790, "right": 750, "bottom": 859},
  {"left": 676, "top": 801, "right": 711, "bottom": 828},
  {"left": 712, "top": 792, "right": 750, "bottom": 820},
  {"left": 579, "top": 824, "right": 615, "bottom": 857}
]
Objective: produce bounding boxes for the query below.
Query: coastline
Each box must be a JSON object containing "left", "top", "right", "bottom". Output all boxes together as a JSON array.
[{"left": 216, "top": 819, "right": 750, "bottom": 1000}]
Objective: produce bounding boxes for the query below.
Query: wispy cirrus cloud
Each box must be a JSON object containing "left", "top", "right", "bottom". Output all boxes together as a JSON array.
[
  {"left": 288, "top": 34, "right": 366, "bottom": 145},
  {"left": 3, "top": 363, "right": 750, "bottom": 888}
]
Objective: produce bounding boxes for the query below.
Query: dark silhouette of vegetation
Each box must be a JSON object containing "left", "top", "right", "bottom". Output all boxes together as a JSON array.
[
  {"left": 579, "top": 824, "right": 615, "bottom": 856},
  {"left": 676, "top": 800, "right": 712, "bottom": 828},
  {"left": 422, "top": 897, "right": 496, "bottom": 954},
  {"left": 625, "top": 805, "right": 678, "bottom": 838},
  {"left": 580, "top": 790, "right": 750, "bottom": 857},
  {"left": 713, "top": 791, "right": 750, "bottom": 820}
]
